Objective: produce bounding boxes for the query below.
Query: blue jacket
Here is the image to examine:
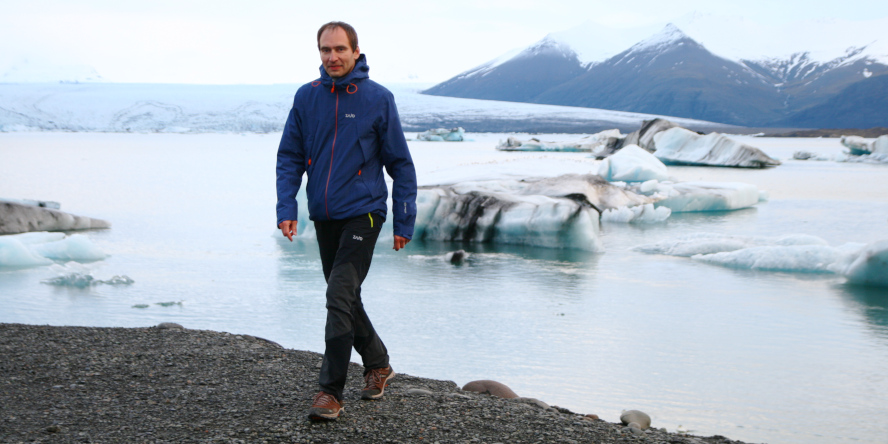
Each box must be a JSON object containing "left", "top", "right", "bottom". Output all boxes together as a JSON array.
[{"left": 276, "top": 54, "right": 417, "bottom": 238}]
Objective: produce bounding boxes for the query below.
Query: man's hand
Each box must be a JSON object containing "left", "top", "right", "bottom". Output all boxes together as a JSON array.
[
  {"left": 279, "top": 220, "right": 297, "bottom": 241},
  {"left": 393, "top": 235, "right": 410, "bottom": 251}
]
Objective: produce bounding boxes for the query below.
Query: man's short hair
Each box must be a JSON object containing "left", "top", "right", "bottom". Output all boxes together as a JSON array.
[{"left": 317, "top": 21, "right": 359, "bottom": 51}]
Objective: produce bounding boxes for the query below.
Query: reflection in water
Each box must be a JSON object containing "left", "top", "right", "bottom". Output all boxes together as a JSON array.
[{"left": 836, "top": 283, "right": 888, "bottom": 340}]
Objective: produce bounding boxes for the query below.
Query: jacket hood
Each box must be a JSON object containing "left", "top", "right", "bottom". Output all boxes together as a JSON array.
[{"left": 319, "top": 54, "right": 370, "bottom": 88}]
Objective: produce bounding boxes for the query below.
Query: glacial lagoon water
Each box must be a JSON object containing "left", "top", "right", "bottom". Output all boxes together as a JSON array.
[{"left": 1, "top": 132, "right": 887, "bottom": 444}]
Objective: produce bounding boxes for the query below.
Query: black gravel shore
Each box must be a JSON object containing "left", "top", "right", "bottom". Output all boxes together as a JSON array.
[{"left": 0, "top": 323, "right": 754, "bottom": 444}]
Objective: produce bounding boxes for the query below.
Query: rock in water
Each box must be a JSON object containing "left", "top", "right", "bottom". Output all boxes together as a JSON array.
[
  {"left": 447, "top": 250, "right": 466, "bottom": 265},
  {"left": 620, "top": 410, "right": 652, "bottom": 430},
  {"left": 462, "top": 380, "right": 519, "bottom": 398},
  {"left": 0, "top": 201, "right": 110, "bottom": 234}
]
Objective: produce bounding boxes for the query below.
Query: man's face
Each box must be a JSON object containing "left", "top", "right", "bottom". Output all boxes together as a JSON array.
[{"left": 319, "top": 27, "right": 360, "bottom": 79}]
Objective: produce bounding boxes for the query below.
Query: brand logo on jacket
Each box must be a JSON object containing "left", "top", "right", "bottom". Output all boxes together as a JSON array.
[{"left": 345, "top": 114, "right": 355, "bottom": 118}]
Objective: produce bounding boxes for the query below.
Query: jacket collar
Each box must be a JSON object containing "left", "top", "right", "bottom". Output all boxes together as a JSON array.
[{"left": 319, "top": 54, "right": 369, "bottom": 89}]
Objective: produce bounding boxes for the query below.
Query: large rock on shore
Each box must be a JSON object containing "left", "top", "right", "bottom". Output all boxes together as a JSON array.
[
  {"left": 462, "top": 380, "right": 519, "bottom": 398},
  {"left": 0, "top": 201, "right": 110, "bottom": 234}
]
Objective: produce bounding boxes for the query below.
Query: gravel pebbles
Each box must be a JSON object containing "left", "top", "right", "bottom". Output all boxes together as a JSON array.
[{"left": 0, "top": 323, "right": 754, "bottom": 443}]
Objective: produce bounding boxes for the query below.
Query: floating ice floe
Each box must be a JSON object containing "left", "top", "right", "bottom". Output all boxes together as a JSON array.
[
  {"left": 0, "top": 200, "right": 110, "bottom": 234},
  {"left": 634, "top": 233, "right": 888, "bottom": 286},
  {"left": 40, "top": 262, "right": 133, "bottom": 288},
  {"left": 0, "top": 232, "right": 107, "bottom": 269},
  {"left": 496, "top": 129, "right": 623, "bottom": 153},
  {"left": 416, "top": 127, "right": 465, "bottom": 141},
  {"left": 645, "top": 181, "right": 763, "bottom": 212},
  {"left": 597, "top": 145, "right": 669, "bottom": 182},
  {"left": 652, "top": 127, "right": 781, "bottom": 168}
]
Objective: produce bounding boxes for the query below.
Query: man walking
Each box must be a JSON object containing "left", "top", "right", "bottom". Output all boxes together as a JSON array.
[{"left": 275, "top": 21, "right": 417, "bottom": 421}]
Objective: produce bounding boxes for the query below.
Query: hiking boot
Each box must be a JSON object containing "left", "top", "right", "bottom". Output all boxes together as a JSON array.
[
  {"left": 361, "top": 366, "right": 395, "bottom": 400},
  {"left": 307, "top": 391, "right": 342, "bottom": 421}
]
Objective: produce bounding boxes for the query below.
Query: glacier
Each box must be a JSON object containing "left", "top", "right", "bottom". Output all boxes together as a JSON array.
[
  {"left": 652, "top": 127, "right": 781, "bottom": 168},
  {"left": 0, "top": 83, "right": 726, "bottom": 134},
  {"left": 0, "top": 232, "right": 107, "bottom": 269}
]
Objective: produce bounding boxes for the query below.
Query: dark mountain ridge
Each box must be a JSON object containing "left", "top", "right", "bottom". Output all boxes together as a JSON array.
[{"left": 422, "top": 24, "right": 888, "bottom": 128}]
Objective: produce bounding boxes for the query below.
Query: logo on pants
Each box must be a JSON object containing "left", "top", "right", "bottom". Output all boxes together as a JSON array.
[{"left": 353, "top": 235, "right": 363, "bottom": 241}]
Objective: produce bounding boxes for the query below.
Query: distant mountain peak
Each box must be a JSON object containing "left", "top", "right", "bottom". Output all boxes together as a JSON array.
[{"left": 629, "top": 23, "right": 693, "bottom": 53}]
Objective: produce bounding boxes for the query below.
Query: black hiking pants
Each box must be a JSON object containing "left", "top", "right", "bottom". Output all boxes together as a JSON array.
[{"left": 314, "top": 213, "right": 389, "bottom": 401}]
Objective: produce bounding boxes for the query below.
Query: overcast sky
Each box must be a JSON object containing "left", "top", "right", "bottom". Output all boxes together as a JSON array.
[{"left": 2, "top": 0, "right": 887, "bottom": 84}]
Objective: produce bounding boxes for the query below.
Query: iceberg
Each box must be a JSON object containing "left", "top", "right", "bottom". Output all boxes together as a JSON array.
[
  {"left": 635, "top": 233, "right": 888, "bottom": 287},
  {"left": 652, "top": 127, "right": 781, "bottom": 168},
  {"left": 838, "top": 135, "right": 888, "bottom": 163},
  {"left": 651, "top": 181, "right": 762, "bottom": 212},
  {"left": 838, "top": 240, "right": 888, "bottom": 287},
  {"left": 1, "top": 200, "right": 110, "bottom": 234},
  {"left": 496, "top": 129, "right": 623, "bottom": 153},
  {"left": 412, "top": 174, "right": 655, "bottom": 251},
  {"left": 416, "top": 127, "right": 466, "bottom": 141},
  {"left": 619, "top": 118, "right": 679, "bottom": 152},
  {"left": 840, "top": 135, "right": 873, "bottom": 155},
  {"left": 0, "top": 232, "right": 107, "bottom": 269},
  {"left": 596, "top": 145, "right": 669, "bottom": 182},
  {"left": 633, "top": 233, "right": 829, "bottom": 257},
  {"left": 874, "top": 135, "right": 888, "bottom": 154}
]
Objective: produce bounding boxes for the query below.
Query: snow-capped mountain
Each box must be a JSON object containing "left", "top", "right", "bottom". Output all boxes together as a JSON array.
[{"left": 423, "top": 14, "right": 888, "bottom": 128}]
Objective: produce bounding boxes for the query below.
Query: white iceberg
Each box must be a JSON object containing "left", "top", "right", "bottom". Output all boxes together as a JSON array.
[
  {"left": 0, "top": 232, "right": 107, "bottom": 269},
  {"left": 416, "top": 127, "right": 466, "bottom": 141},
  {"left": 652, "top": 127, "right": 781, "bottom": 168},
  {"left": 838, "top": 135, "right": 888, "bottom": 163},
  {"left": 635, "top": 233, "right": 888, "bottom": 286},
  {"left": 840, "top": 135, "right": 873, "bottom": 155},
  {"left": 835, "top": 240, "right": 888, "bottom": 287},
  {"left": 648, "top": 181, "right": 762, "bottom": 212},
  {"left": 634, "top": 233, "right": 829, "bottom": 257},
  {"left": 597, "top": 144, "right": 669, "bottom": 182},
  {"left": 873, "top": 135, "right": 888, "bottom": 154},
  {"left": 496, "top": 129, "right": 623, "bottom": 153}
]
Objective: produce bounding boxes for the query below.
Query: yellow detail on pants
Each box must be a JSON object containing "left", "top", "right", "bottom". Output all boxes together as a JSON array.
[{"left": 368, "top": 213, "right": 373, "bottom": 228}]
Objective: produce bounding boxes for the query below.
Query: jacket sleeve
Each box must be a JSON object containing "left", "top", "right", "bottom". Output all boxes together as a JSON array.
[
  {"left": 378, "top": 92, "right": 417, "bottom": 239},
  {"left": 276, "top": 97, "right": 306, "bottom": 227}
]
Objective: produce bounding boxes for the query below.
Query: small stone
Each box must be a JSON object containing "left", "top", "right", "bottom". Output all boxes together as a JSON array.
[
  {"left": 46, "top": 425, "right": 60, "bottom": 433},
  {"left": 584, "top": 414, "right": 599, "bottom": 420},
  {"left": 513, "top": 397, "right": 549, "bottom": 409},
  {"left": 405, "top": 388, "right": 433, "bottom": 396}
]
